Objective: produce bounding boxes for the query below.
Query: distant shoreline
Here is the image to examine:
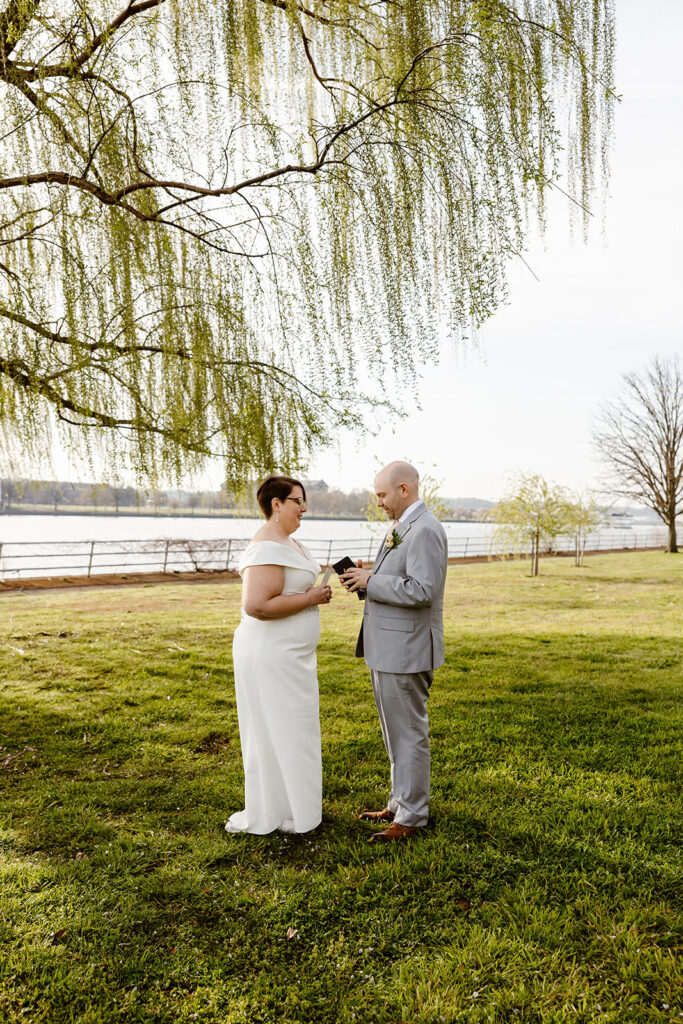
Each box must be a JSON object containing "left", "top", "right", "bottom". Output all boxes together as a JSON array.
[
  {"left": 0, "top": 506, "right": 480, "bottom": 524},
  {"left": 1, "top": 506, "right": 355, "bottom": 520}
]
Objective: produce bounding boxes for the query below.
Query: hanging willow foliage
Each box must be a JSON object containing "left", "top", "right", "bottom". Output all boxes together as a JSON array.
[{"left": 0, "top": 0, "right": 616, "bottom": 486}]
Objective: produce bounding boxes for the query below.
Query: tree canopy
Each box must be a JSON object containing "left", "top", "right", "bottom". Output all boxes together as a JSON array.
[
  {"left": 490, "top": 472, "right": 572, "bottom": 576},
  {"left": 562, "top": 489, "right": 602, "bottom": 566},
  {"left": 0, "top": 0, "right": 616, "bottom": 486}
]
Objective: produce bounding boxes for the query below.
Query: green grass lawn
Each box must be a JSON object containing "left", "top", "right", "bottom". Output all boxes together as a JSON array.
[{"left": 0, "top": 553, "right": 681, "bottom": 1024}]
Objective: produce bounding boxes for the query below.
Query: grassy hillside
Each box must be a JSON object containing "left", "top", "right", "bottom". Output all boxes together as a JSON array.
[{"left": 0, "top": 553, "right": 681, "bottom": 1023}]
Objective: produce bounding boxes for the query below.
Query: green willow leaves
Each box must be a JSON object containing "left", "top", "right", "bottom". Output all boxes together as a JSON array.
[{"left": 0, "top": 0, "right": 616, "bottom": 485}]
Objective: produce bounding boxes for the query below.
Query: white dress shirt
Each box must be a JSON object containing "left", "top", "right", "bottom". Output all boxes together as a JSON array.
[
  {"left": 384, "top": 499, "right": 422, "bottom": 541},
  {"left": 398, "top": 499, "right": 422, "bottom": 524}
]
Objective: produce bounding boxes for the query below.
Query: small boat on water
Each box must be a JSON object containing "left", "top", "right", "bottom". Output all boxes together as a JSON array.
[{"left": 605, "top": 510, "right": 634, "bottom": 529}]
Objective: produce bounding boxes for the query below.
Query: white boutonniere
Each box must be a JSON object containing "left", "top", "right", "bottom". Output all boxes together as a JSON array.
[{"left": 384, "top": 528, "right": 402, "bottom": 551}]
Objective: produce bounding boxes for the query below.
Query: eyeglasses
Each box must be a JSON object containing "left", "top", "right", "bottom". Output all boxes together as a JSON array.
[{"left": 284, "top": 497, "right": 307, "bottom": 507}]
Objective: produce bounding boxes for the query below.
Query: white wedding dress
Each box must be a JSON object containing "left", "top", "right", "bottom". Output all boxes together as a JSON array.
[{"left": 225, "top": 540, "right": 322, "bottom": 834}]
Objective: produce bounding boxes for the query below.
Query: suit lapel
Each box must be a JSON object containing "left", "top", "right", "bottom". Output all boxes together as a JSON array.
[
  {"left": 372, "top": 529, "right": 392, "bottom": 574},
  {"left": 371, "top": 502, "right": 427, "bottom": 574}
]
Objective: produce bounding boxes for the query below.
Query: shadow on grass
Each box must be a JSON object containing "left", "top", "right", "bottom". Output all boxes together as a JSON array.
[{"left": 0, "top": 630, "right": 681, "bottom": 1023}]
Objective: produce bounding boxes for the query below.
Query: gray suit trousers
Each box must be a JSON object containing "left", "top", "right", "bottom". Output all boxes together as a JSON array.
[{"left": 370, "top": 669, "right": 432, "bottom": 827}]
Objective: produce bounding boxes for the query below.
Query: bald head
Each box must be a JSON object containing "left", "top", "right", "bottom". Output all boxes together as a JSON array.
[
  {"left": 382, "top": 460, "right": 420, "bottom": 490},
  {"left": 374, "top": 460, "right": 420, "bottom": 520}
]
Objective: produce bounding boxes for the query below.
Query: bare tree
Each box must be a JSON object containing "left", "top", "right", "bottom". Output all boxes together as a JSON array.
[
  {"left": 171, "top": 538, "right": 227, "bottom": 573},
  {"left": 594, "top": 357, "right": 683, "bottom": 553}
]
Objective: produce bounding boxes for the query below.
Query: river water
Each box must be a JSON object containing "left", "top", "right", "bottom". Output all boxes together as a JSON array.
[
  {"left": 0, "top": 513, "right": 440, "bottom": 544},
  {"left": 0, "top": 513, "right": 667, "bottom": 580},
  {"left": 0, "top": 513, "right": 665, "bottom": 546}
]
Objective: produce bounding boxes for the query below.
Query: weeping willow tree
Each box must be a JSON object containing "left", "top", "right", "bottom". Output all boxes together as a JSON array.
[
  {"left": 490, "top": 473, "right": 570, "bottom": 576},
  {"left": 0, "top": 0, "right": 616, "bottom": 486}
]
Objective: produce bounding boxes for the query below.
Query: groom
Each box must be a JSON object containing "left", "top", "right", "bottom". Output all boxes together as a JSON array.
[{"left": 341, "top": 461, "right": 448, "bottom": 843}]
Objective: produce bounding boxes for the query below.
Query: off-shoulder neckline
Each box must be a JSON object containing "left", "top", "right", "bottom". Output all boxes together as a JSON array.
[
  {"left": 246, "top": 538, "right": 307, "bottom": 552},
  {"left": 243, "top": 539, "right": 316, "bottom": 562}
]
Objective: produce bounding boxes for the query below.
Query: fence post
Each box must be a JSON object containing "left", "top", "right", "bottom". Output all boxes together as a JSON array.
[
  {"left": 463, "top": 537, "right": 469, "bottom": 558},
  {"left": 225, "top": 539, "right": 232, "bottom": 570},
  {"left": 87, "top": 540, "right": 95, "bottom": 577},
  {"left": 327, "top": 540, "right": 332, "bottom": 566},
  {"left": 162, "top": 539, "right": 169, "bottom": 573},
  {"left": 0, "top": 542, "right": 3, "bottom": 580}
]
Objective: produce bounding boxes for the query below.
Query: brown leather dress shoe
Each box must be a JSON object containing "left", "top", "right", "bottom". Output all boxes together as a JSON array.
[
  {"left": 357, "top": 807, "right": 395, "bottom": 822},
  {"left": 367, "top": 822, "right": 423, "bottom": 843}
]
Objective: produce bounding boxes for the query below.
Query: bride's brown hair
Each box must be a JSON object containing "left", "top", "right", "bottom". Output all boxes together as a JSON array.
[{"left": 256, "top": 475, "right": 307, "bottom": 518}]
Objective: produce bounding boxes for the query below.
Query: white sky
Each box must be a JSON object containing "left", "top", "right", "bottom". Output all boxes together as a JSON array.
[{"left": 308, "top": 0, "right": 683, "bottom": 500}]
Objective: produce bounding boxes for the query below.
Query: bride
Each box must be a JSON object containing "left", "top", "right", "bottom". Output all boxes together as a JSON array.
[{"left": 225, "top": 475, "right": 332, "bottom": 835}]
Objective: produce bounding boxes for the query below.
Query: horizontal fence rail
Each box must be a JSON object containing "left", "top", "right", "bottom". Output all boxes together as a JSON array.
[
  {"left": 444, "top": 532, "right": 665, "bottom": 559},
  {"left": 0, "top": 529, "right": 669, "bottom": 582}
]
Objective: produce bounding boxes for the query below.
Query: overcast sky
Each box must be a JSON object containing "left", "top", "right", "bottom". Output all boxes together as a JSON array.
[{"left": 308, "top": 0, "right": 683, "bottom": 500}]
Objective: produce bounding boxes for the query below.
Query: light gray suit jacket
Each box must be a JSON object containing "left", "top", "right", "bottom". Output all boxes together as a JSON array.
[{"left": 355, "top": 501, "right": 449, "bottom": 674}]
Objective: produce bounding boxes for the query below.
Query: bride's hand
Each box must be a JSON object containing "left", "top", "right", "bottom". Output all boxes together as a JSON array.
[{"left": 306, "top": 583, "right": 333, "bottom": 606}]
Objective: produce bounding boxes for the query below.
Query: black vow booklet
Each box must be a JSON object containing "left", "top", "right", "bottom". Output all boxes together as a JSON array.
[{"left": 332, "top": 556, "right": 366, "bottom": 600}]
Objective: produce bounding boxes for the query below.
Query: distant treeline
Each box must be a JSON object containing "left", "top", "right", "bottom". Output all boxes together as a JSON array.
[
  {"left": 0, "top": 477, "right": 491, "bottom": 520},
  {"left": 1, "top": 477, "right": 256, "bottom": 514}
]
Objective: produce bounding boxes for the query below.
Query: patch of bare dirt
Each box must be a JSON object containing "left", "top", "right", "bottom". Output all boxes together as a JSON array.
[
  {"left": 0, "top": 569, "right": 239, "bottom": 595},
  {"left": 195, "top": 731, "right": 232, "bottom": 754}
]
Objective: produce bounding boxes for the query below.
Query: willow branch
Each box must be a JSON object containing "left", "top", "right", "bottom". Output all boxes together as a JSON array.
[{"left": 15, "top": 1, "right": 167, "bottom": 81}]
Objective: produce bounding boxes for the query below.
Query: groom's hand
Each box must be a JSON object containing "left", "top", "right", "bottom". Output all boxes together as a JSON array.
[{"left": 340, "top": 559, "right": 371, "bottom": 593}]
